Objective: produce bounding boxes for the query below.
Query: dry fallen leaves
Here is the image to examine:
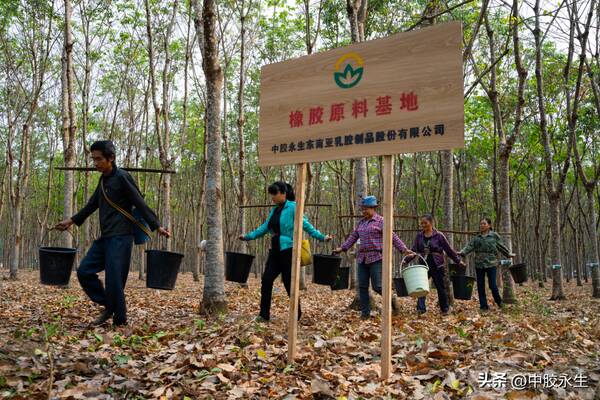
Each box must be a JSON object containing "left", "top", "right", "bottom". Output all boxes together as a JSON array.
[{"left": 0, "top": 271, "right": 599, "bottom": 399}]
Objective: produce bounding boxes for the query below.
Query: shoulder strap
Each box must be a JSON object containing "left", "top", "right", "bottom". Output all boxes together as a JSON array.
[{"left": 100, "top": 178, "right": 152, "bottom": 237}]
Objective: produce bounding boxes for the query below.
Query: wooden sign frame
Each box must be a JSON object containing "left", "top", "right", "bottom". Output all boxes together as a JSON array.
[{"left": 256, "top": 22, "right": 465, "bottom": 382}]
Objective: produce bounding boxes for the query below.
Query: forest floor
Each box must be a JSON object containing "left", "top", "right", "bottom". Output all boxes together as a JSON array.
[{"left": 1, "top": 270, "right": 599, "bottom": 400}]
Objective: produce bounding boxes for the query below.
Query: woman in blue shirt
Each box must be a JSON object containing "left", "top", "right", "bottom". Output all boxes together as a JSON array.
[{"left": 239, "top": 181, "right": 332, "bottom": 322}]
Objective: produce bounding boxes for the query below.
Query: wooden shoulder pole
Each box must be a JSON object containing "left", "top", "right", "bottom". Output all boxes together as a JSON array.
[
  {"left": 288, "top": 162, "right": 307, "bottom": 362},
  {"left": 381, "top": 155, "right": 394, "bottom": 380}
]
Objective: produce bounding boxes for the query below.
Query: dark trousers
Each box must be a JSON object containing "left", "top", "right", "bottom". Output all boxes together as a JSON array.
[
  {"left": 77, "top": 235, "right": 134, "bottom": 324},
  {"left": 417, "top": 265, "right": 449, "bottom": 313},
  {"left": 476, "top": 266, "right": 502, "bottom": 309},
  {"left": 259, "top": 248, "right": 301, "bottom": 321},
  {"left": 358, "top": 260, "right": 383, "bottom": 317}
]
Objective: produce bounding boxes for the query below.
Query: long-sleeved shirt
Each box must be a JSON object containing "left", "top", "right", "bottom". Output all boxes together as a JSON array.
[
  {"left": 406, "top": 229, "right": 461, "bottom": 268},
  {"left": 341, "top": 213, "right": 408, "bottom": 265},
  {"left": 244, "top": 200, "right": 326, "bottom": 250},
  {"left": 71, "top": 167, "right": 160, "bottom": 238},
  {"left": 460, "top": 230, "right": 511, "bottom": 269}
]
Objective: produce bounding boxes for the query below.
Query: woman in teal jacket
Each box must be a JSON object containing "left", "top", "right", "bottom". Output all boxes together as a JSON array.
[{"left": 239, "top": 181, "right": 332, "bottom": 322}]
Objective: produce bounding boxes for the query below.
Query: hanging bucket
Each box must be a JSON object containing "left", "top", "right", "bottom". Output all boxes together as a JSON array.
[
  {"left": 393, "top": 277, "right": 409, "bottom": 297},
  {"left": 449, "top": 263, "right": 465, "bottom": 277},
  {"left": 313, "top": 253, "right": 341, "bottom": 286},
  {"left": 509, "top": 263, "right": 528, "bottom": 284},
  {"left": 451, "top": 275, "right": 475, "bottom": 300},
  {"left": 401, "top": 255, "right": 430, "bottom": 298},
  {"left": 39, "top": 229, "right": 77, "bottom": 286},
  {"left": 331, "top": 267, "right": 350, "bottom": 290},
  {"left": 146, "top": 250, "right": 184, "bottom": 290},
  {"left": 225, "top": 251, "right": 255, "bottom": 283}
]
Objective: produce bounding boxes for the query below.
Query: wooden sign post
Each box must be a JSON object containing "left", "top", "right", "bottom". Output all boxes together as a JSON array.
[
  {"left": 257, "top": 22, "right": 464, "bottom": 376},
  {"left": 288, "top": 163, "right": 307, "bottom": 360},
  {"left": 381, "top": 155, "right": 394, "bottom": 379}
]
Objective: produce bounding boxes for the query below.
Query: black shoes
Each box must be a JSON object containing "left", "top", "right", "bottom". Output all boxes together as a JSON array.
[
  {"left": 441, "top": 307, "right": 452, "bottom": 316},
  {"left": 255, "top": 315, "right": 270, "bottom": 323},
  {"left": 89, "top": 308, "right": 113, "bottom": 327},
  {"left": 113, "top": 320, "right": 128, "bottom": 327},
  {"left": 89, "top": 308, "right": 127, "bottom": 327}
]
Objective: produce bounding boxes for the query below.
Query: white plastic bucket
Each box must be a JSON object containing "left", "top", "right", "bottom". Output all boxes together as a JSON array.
[{"left": 401, "top": 254, "right": 430, "bottom": 298}]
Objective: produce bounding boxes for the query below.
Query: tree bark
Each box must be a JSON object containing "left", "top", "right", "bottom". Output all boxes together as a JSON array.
[
  {"left": 237, "top": 0, "right": 248, "bottom": 261},
  {"left": 575, "top": 19, "right": 600, "bottom": 297},
  {"left": 346, "top": 0, "right": 371, "bottom": 310},
  {"left": 5, "top": 2, "right": 53, "bottom": 278},
  {"left": 144, "top": 0, "right": 177, "bottom": 251},
  {"left": 587, "top": 189, "right": 600, "bottom": 297},
  {"left": 498, "top": 0, "right": 527, "bottom": 303},
  {"left": 198, "top": 0, "right": 227, "bottom": 314},
  {"left": 79, "top": 0, "right": 94, "bottom": 254},
  {"left": 10, "top": 124, "right": 31, "bottom": 279},
  {"left": 533, "top": 0, "right": 592, "bottom": 299},
  {"left": 440, "top": 150, "right": 454, "bottom": 306},
  {"left": 62, "top": 0, "right": 77, "bottom": 249}
]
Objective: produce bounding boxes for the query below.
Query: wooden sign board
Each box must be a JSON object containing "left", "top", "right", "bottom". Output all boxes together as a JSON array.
[{"left": 258, "top": 22, "right": 464, "bottom": 167}]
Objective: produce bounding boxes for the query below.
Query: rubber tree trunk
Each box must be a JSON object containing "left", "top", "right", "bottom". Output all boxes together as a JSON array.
[
  {"left": 441, "top": 150, "right": 454, "bottom": 306},
  {"left": 586, "top": 188, "right": 600, "bottom": 297},
  {"left": 199, "top": 0, "right": 227, "bottom": 314},
  {"left": 62, "top": 0, "right": 77, "bottom": 249},
  {"left": 346, "top": 0, "right": 371, "bottom": 310},
  {"left": 498, "top": 151, "right": 517, "bottom": 303},
  {"left": 574, "top": 232, "right": 582, "bottom": 286},
  {"left": 9, "top": 201, "right": 23, "bottom": 279},
  {"left": 237, "top": 0, "right": 249, "bottom": 289},
  {"left": 548, "top": 196, "right": 566, "bottom": 299},
  {"left": 10, "top": 125, "right": 31, "bottom": 280}
]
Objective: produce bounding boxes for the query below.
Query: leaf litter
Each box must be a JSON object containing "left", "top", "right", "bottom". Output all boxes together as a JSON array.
[{"left": 0, "top": 271, "right": 599, "bottom": 399}]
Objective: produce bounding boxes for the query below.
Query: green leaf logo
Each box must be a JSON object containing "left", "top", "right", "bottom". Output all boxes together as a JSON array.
[{"left": 334, "top": 52, "right": 364, "bottom": 89}]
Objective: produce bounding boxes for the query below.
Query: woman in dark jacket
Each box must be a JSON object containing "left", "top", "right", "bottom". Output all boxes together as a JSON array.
[
  {"left": 239, "top": 181, "right": 332, "bottom": 322},
  {"left": 404, "top": 214, "right": 463, "bottom": 315}
]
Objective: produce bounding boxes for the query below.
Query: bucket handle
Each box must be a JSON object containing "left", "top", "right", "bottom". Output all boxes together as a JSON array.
[
  {"left": 42, "top": 227, "right": 78, "bottom": 248},
  {"left": 400, "top": 253, "right": 429, "bottom": 271}
]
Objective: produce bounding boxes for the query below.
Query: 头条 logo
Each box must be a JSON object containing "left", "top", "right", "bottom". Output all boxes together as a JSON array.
[{"left": 334, "top": 52, "right": 364, "bottom": 89}]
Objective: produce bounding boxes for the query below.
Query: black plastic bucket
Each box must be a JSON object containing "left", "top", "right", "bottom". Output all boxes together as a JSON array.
[
  {"left": 509, "top": 263, "right": 527, "bottom": 283},
  {"left": 449, "top": 263, "right": 465, "bottom": 277},
  {"left": 451, "top": 275, "right": 475, "bottom": 300},
  {"left": 146, "top": 250, "right": 184, "bottom": 290},
  {"left": 331, "top": 267, "right": 350, "bottom": 290},
  {"left": 312, "top": 254, "right": 341, "bottom": 285},
  {"left": 225, "top": 251, "right": 255, "bottom": 283},
  {"left": 39, "top": 246, "right": 77, "bottom": 286},
  {"left": 393, "top": 277, "right": 409, "bottom": 297}
]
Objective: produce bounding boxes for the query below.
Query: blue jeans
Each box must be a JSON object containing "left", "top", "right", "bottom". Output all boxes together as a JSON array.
[
  {"left": 476, "top": 267, "right": 502, "bottom": 309},
  {"left": 77, "top": 235, "right": 134, "bottom": 324},
  {"left": 416, "top": 265, "right": 449, "bottom": 313},
  {"left": 358, "top": 260, "right": 383, "bottom": 317}
]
